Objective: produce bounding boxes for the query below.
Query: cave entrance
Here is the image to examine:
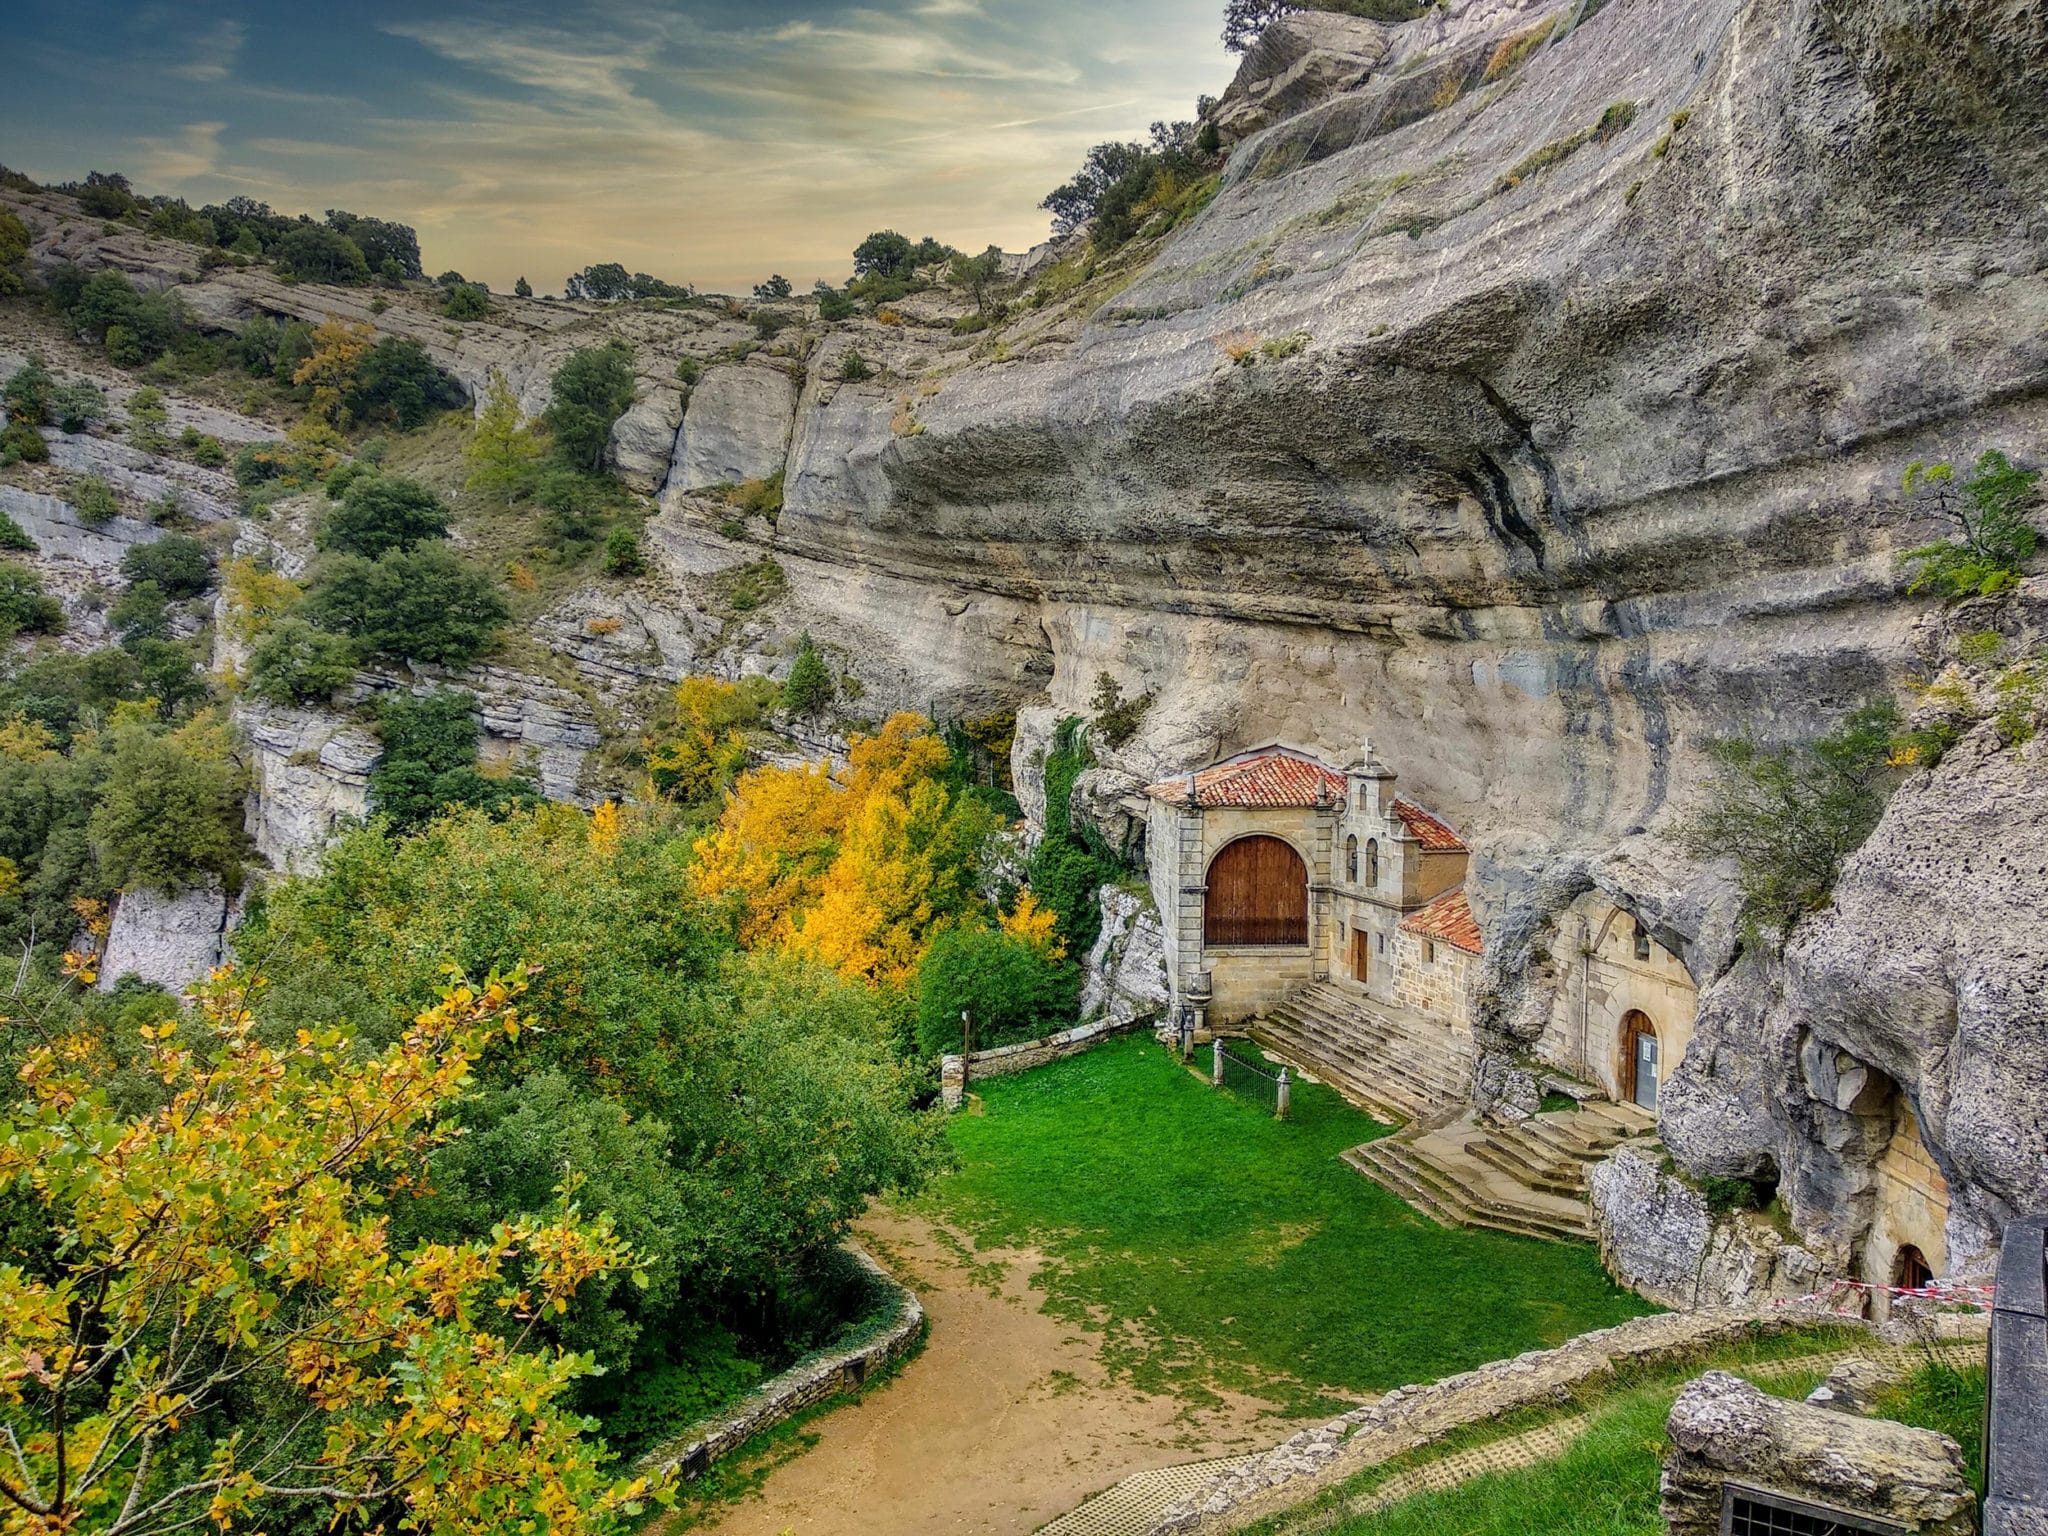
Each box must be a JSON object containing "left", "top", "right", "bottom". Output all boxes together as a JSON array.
[
  {"left": 1894, "top": 1244, "right": 1934, "bottom": 1292},
  {"left": 1623, "top": 1011, "right": 1660, "bottom": 1110},
  {"left": 1204, "top": 836, "right": 1308, "bottom": 947}
]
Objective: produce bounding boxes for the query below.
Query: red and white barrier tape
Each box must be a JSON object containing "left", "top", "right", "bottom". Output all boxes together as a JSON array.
[{"left": 1775, "top": 1278, "right": 1995, "bottom": 1314}]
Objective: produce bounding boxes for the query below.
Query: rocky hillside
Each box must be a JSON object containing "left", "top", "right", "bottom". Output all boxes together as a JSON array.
[{"left": 3, "top": 0, "right": 2045, "bottom": 1283}]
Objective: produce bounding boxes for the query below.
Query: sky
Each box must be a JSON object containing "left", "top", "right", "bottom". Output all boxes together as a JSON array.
[{"left": 0, "top": 0, "right": 1235, "bottom": 294}]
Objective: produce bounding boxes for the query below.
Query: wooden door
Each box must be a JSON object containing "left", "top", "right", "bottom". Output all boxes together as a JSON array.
[
  {"left": 1350, "top": 927, "right": 1370, "bottom": 983},
  {"left": 1204, "top": 836, "right": 1308, "bottom": 947}
]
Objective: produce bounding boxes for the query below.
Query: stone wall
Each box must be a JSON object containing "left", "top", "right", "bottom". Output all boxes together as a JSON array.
[
  {"left": 637, "top": 1245, "right": 924, "bottom": 1481},
  {"left": 941, "top": 1014, "right": 1150, "bottom": 1110},
  {"left": 1535, "top": 891, "right": 1699, "bottom": 1101},
  {"left": 1387, "top": 928, "right": 1477, "bottom": 1030}
]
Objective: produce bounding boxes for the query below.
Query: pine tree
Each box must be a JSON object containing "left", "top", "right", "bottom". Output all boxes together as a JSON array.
[
  {"left": 462, "top": 370, "right": 541, "bottom": 505},
  {"left": 514, "top": 275, "right": 533, "bottom": 298},
  {"left": 782, "top": 633, "right": 834, "bottom": 719}
]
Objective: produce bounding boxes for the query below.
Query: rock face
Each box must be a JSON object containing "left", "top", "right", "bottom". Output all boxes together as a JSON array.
[
  {"left": 1213, "top": 10, "right": 1391, "bottom": 145},
  {"left": 1662, "top": 708, "right": 2048, "bottom": 1284},
  {"left": 99, "top": 884, "right": 231, "bottom": 994},
  {"left": 1662, "top": 1371, "right": 1975, "bottom": 1536},
  {"left": 1590, "top": 1143, "right": 1824, "bottom": 1310},
  {"left": 241, "top": 706, "right": 380, "bottom": 873},
  {"left": 1078, "top": 886, "right": 1171, "bottom": 1027},
  {"left": 669, "top": 364, "right": 798, "bottom": 493}
]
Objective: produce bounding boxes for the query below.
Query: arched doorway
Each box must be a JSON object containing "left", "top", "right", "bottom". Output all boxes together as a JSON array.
[
  {"left": 1204, "top": 836, "right": 1308, "bottom": 947},
  {"left": 1894, "top": 1244, "right": 1934, "bottom": 1292},
  {"left": 1622, "top": 1011, "right": 1660, "bottom": 1110}
]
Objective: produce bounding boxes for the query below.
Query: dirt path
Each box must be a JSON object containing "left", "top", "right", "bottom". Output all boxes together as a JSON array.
[{"left": 691, "top": 1208, "right": 1298, "bottom": 1536}]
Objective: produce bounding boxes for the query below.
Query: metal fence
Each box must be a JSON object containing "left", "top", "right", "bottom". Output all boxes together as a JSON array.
[{"left": 1213, "top": 1040, "right": 1290, "bottom": 1118}]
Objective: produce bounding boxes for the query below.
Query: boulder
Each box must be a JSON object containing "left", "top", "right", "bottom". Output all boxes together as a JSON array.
[
  {"left": 1214, "top": 11, "right": 1391, "bottom": 144},
  {"left": 1662, "top": 1371, "right": 1975, "bottom": 1536},
  {"left": 669, "top": 364, "right": 796, "bottom": 492},
  {"left": 1079, "top": 886, "right": 1171, "bottom": 1027},
  {"left": 607, "top": 384, "right": 685, "bottom": 492}
]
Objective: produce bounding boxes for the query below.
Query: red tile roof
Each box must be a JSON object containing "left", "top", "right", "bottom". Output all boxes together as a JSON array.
[
  {"left": 1143, "top": 748, "right": 1346, "bottom": 809},
  {"left": 1393, "top": 799, "right": 1466, "bottom": 852},
  {"left": 1400, "top": 886, "right": 1483, "bottom": 954}
]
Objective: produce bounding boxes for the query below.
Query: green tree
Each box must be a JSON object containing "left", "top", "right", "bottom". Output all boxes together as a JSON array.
[
  {"left": 120, "top": 532, "right": 214, "bottom": 598},
  {"left": 3, "top": 356, "right": 54, "bottom": 425},
  {"left": 273, "top": 223, "right": 370, "bottom": 283},
  {"left": 515, "top": 274, "right": 534, "bottom": 298},
  {"left": 852, "top": 231, "right": 915, "bottom": 281},
  {"left": 0, "top": 423, "right": 48, "bottom": 465},
  {"left": 464, "top": 371, "right": 543, "bottom": 504},
  {"left": 0, "top": 512, "right": 35, "bottom": 552},
  {"left": 947, "top": 245, "right": 1005, "bottom": 314},
  {"left": 1900, "top": 450, "right": 2041, "bottom": 601},
  {"left": 0, "top": 208, "right": 29, "bottom": 295},
  {"left": 781, "top": 633, "right": 834, "bottom": 719},
  {"left": 109, "top": 579, "right": 173, "bottom": 645},
  {"left": 87, "top": 711, "right": 251, "bottom": 893},
  {"left": 246, "top": 615, "right": 361, "bottom": 705},
  {"left": 0, "top": 563, "right": 63, "bottom": 639},
  {"left": 347, "top": 336, "right": 462, "bottom": 429},
  {"left": 318, "top": 472, "right": 452, "bottom": 558},
  {"left": 915, "top": 925, "right": 1080, "bottom": 1056},
  {"left": 1680, "top": 702, "right": 1901, "bottom": 941},
  {"left": 304, "top": 543, "right": 510, "bottom": 664},
  {"left": 48, "top": 381, "right": 106, "bottom": 433},
  {"left": 547, "top": 342, "right": 636, "bottom": 473},
  {"left": 753, "top": 274, "right": 794, "bottom": 301},
  {"left": 368, "top": 690, "right": 540, "bottom": 833},
  {"left": 603, "top": 526, "right": 647, "bottom": 577}
]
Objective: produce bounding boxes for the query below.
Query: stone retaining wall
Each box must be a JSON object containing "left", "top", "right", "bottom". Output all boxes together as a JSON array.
[
  {"left": 941, "top": 1014, "right": 1152, "bottom": 1110},
  {"left": 637, "top": 1245, "right": 924, "bottom": 1482},
  {"left": 1148, "top": 1309, "right": 1896, "bottom": 1533}
]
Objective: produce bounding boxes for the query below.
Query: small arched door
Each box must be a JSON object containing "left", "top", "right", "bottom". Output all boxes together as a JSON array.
[
  {"left": 1894, "top": 1244, "right": 1934, "bottom": 1292},
  {"left": 1622, "top": 1011, "right": 1660, "bottom": 1109},
  {"left": 1204, "top": 835, "right": 1308, "bottom": 947}
]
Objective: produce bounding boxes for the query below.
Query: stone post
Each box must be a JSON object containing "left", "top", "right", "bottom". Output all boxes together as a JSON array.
[
  {"left": 1212, "top": 1037, "right": 1223, "bottom": 1087},
  {"left": 1276, "top": 1066, "right": 1291, "bottom": 1120}
]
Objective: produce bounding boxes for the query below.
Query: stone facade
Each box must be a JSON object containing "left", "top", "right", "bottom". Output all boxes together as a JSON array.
[
  {"left": 1535, "top": 891, "right": 1700, "bottom": 1109},
  {"left": 1144, "top": 741, "right": 1478, "bottom": 1032}
]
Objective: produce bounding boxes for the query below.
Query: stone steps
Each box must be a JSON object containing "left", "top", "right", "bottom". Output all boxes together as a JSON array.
[
  {"left": 1345, "top": 1133, "right": 1596, "bottom": 1243},
  {"left": 1467, "top": 1103, "right": 1660, "bottom": 1197},
  {"left": 1250, "top": 982, "right": 1472, "bottom": 1127}
]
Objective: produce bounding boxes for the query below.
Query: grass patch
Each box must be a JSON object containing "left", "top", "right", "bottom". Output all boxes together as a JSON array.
[
  {"left": 1873, "top": 1357, "right": 1987, "bottom": 1489},
  {"left": 1254, "top": 1329, "right": 1871, "bottom": 1536},
  {"left": 915, "top": 1037, "right": 1653, "bottom": 1415}
]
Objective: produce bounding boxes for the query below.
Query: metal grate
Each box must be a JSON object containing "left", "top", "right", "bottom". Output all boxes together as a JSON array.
[
  {"left": 1218, "top": 1044, "right": 1282, "bottom": 1112},
  {"left": 1721, "top": 1485, "right": 1908, "bottom": 1536}
]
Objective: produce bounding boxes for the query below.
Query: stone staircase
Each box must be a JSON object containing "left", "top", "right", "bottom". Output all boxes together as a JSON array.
[
  {"left": 1345, "top": 1102, "right": 1660, "bottom": 1244},
  {"left": 1250, "top": 981, "right": 1471, "bottom": 1126}
]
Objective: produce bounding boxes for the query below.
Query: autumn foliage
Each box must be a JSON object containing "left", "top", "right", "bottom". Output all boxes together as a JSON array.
[{"left": 0, "top": 966, "right": 661, "bottom": 1536}]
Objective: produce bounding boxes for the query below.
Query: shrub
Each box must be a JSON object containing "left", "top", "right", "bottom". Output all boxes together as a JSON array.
[
  {"left": 3, "top": 356, "right": 54, "bottom": 424},
  {"left": 534, "top": 469, "right": 608, "bottom": 545},
  {"left": 272, "top": 225, "right": 370, "bottom": 284},
  {"left": 110, "top": 580, "right": 173, "bottom": 645},
  {"left": 0, "top": 513, "right": 35, "bottom": 552},
  {"left": 303, "top": 544, "right": 509, "bottom": 665},
  {"left": 915, "top": 926, "right": 1081, "bottom": 1056},
  {"left": 816, "top": 285, "right": 856, "bottom": 322},
  {"left": 0, "top": 422, "right": 47, "bottom": 464},
  {"left": 317, "top": 473, "right": 452, "bottom": 558},
  {"left": 1900, "top": 450, "right": 2041, "bottom": 601},
  {"left": 190, "top": 434, "right": 227, "bottom": 467},
  {"left": 781, "top": 633, "right": 834, "bottom": 719},
  {"left": 1089, "top": 671, "right": 1154, "bottom": 749},
  {"left": 514, "top": 275, "right": 533, "bottom": 298},
  {"left": 1680, "top": 702, "right": 1901, "bottom": 941},
  {"left": 48, "top": 381, "right": 107, "bottom": 434},
  {"left": 0, "top": 563, "right": 63, "bottom": 638},
  {"left": 752, "top": 309, "right": 793, "bottom": 341},
  {"left": 347, "top": 338, "right": 462, "bottom": 429},
  {"left": 443, "top": 284, "right": 490, "bottom": 320},
  {"left": 839, "top": 348, "right": 875, "bottom": 382},
  {"left": 546, "top": 343, "right": 636, "bottom": 473},
  {"left": 121, "top": 533, "right": 215, "bottom": 598},
  {"left": 246, "top": 616, "right": 361, "bottom": 705},
  {"left": 70, "top": 475, "right": 118, "bottom": 526},
  {"left": 603, "top": 527, "right": 647, "bottom": 578}
]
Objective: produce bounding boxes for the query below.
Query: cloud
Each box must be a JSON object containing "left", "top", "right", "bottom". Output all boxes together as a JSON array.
[
  {"left": 167, "top": 18, "right": 246, "bottom": 83},
  {"left": 137, "top": 120, "right": 227, "bottom": 183}
]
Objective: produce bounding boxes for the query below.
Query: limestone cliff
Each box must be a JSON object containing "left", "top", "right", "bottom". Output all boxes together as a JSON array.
[{"left": 5, "top": 0, "right": 2046, "bottom": 1282}]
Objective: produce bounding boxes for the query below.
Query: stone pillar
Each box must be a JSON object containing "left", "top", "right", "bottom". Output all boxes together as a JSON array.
[
  {"left": 1212, "top": 1038, "right": 1224, "bottom": 1087},
  {"left": 940, "top": 1054, "right": 965, "bottom": 1111},
  {"left": 1276, "top": 1067, "right": 1291, "bottom": 1120}
]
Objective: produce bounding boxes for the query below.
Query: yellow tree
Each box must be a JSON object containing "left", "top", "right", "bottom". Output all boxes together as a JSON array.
[
  {"left": 463, "top": 370, "right": 542, "bottom": 506},
  {"left": 691, "top": 760, "right": 845, "bottom": 948},
  {"left": 647, "top": 678, "right": 760, "bottom": 805},
  {"left": 0, "top": 967, "right": 662, "bottom": 1536},
  {"left": 292, "top": 316, "right": 374, "bottom": 428}
]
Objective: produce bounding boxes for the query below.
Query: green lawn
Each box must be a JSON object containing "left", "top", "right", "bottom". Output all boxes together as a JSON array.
[{"left": 915, "top": 1035, "right": 1655, "bottom": 1415}]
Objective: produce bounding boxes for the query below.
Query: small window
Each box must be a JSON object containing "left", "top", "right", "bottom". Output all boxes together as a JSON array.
[
  {"left": 1364, "top": 838, "right": 1380, "bottom": 887},
  {"left": 1345, "top": 835, "right": 1358, "bottom": 883},
  {"left": 1377, "top": 933, "right": 1385, "bottom": 954},
  {"left": 1633, "top": 923, "right": 1652, "bottom": 962},
  {"left": 1722, "top": 1483, "right": 1908, "bottom": 1535},
  {"left": 1422, "top": 939, "right": 1436, "bottom": 964}
]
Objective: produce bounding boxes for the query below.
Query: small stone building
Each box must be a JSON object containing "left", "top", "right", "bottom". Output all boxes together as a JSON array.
[
  {"left": 1143, "top": 742, "right": 1479, "bottom": 1030},
  {"left": 1535, "top": 892, "right": 1700, "bottom": 1112}
]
